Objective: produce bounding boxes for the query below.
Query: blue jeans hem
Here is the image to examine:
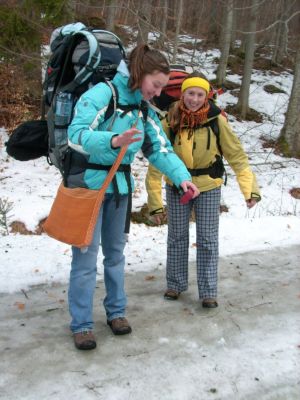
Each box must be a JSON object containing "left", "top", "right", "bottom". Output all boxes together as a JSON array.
[
  {"left": 107, "top": 313, "right": 125, "bottom": 322},
  {"left": 72, "top": 328, "right": 93, "bottom": 334}
]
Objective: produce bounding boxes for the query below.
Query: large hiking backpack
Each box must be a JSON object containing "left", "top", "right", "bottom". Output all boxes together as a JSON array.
[
  {"left": 153, "top": 64, "right": 191, "bottom": 113},
  {"left": 6, "top": 22, "right": 126, "bottom": 177},
  {"left": 44, "top": 22, "right": 126, "bottom": 177}
]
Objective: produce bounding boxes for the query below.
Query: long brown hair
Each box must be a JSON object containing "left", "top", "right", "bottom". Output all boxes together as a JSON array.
[
  {"left": 128, "top": 44, "right": 170, "bottom": 90},
  {"left": 168, "top": 71, "right": 209, "bottom": 133}
]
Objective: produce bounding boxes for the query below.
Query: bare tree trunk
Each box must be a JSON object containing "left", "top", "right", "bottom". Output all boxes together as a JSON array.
[
  {"left": 106, "top": 0, "right": 117, "bottom": 31},
  {"left": 230, "top": 3, "right": 237, "bottom": 51},
  {"left": 172, "top": 0, "right": 184, "bottom": 63},
  {"left": 157, "top": 0, "right": 168, "bottom": 48},
  {"left": 271, "top": 0, "right": 289, "bottom": 65},
  {"left": 236, "top": 0, "right": 259, "bottom": 119},
  {"left": 208, "top": 0, "right": 219, "bottom": 43},
  {"left": 279, "top": 47, "right": 300, "bottom": 157},
  {"left": 136, "top": 0, "right": 152, "bottom": 44},
  {"left": 67, "top": 0, "right": 77, "bottom": 20},
  {"left": 118, "top": 0, "right": 129, "bottom": 23},
  {"left": 216, "top": 0, "right": 234, "bottom": 86}
]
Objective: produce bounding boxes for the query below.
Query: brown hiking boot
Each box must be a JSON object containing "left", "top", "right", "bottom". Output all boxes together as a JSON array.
[
  {"left": 73, "top": 330, "right": 96, "bottom": 350},
  {"left": 202, "top": 298, "right": 218, "bottom": 308},
  {"left": 164, "top": 289, "right": 180, "bottom": 300},
  {"left": 107, "top": 317, "right": 132, "bottom": 335}
]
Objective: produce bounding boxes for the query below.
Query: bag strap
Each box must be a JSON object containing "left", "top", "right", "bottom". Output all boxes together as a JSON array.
[
  {"left": 87, "top": 109, "right": 143, "bottom": 240},
  {"left": 96, "top": 145, "right": 128, "bottom": 195},
  {"left": 84, "top": 144, "right": 128, "bottom": 247}
]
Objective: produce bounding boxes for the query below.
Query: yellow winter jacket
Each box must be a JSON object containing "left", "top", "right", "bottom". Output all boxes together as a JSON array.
[{"left": 146, "top": 110, "right": 261, "bottom": 214}]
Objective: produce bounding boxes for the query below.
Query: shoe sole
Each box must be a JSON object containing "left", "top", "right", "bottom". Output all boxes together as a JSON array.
[
  {"left": 164, "top": 294, "right": 179, "bottom": 300},
  {"left": 202, "top": 302, "right": 218, "bottom": 308},
  {"left": 164, "top": 290, "right": 180, "bottom": 300},
  {"left": 74, "top": 341, "right": 97, "bottom": 350}
]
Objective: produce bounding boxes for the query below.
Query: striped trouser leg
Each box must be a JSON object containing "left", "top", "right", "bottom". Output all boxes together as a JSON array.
[
  {"left": 194, "top": 187, "right": 221, "bottom": 299},
  {"left": 166, "top": 184, "right": 193, "bottom": 292}
]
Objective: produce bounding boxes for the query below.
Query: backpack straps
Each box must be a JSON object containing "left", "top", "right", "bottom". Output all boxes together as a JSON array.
[
  {"left": 104, "top": 81, "right": 119, "bottom": 128},
  {"left": 167, "top": 116, "right": 227, "bottom": 184},
  {"left": 202, "top": 117, "right": 223, "bottom": 157},
  {"left": 61, "top": 30, "right": 101, "bottom": 93},
  {"left": 103, "top": 82, "right": 148, "bottom": 125}
]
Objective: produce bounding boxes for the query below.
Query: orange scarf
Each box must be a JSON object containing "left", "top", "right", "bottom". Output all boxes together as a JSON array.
[{"left": 178, "top": 98, "right": 210, "bottom": 140}]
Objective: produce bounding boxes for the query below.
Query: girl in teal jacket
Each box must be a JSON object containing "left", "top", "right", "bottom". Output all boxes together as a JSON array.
[{"left": 67, "top": 44, "right": 199, "bottom": 350}]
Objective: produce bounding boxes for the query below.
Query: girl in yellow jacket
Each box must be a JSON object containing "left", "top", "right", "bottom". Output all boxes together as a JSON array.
[{"left": 146, "top": 72, "right": 261, "bottom": 308}]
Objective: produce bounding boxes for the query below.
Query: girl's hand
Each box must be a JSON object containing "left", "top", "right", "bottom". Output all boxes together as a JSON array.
[
  {"left": 180, "top": 181, "right": 200, "bottom": 198},
  {"left": 246, "top": 198, "right": 257, "bottom": 209},
  {"left": 111, "top": 128, "right": 142, "bottom": 148},
  {"left": 148, "top": 211, "right": 167, "bottom": 226}
]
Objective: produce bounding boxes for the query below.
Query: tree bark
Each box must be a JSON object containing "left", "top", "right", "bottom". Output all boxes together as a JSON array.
[
  {"left": 271, "top": 0, "right": 289, "bottom": 65},
  {"left": 106, "top": 0, "right": 117, "bottom": 31},
  {"left": 136, "top": 0, "right": 152, "bottom": 44},
  {"left": 216, "top": 0, "right": 234, "bottom": 86},
  {"left": 208, "top": 0, "right": 220, "bottom": 43},
  {"left": 172, "top": 0, "right": 183, "bottom": 63},
  {"left": 230, "top": 3, "right": 237, "bottom": 51},
  {"left": 279, "top": 47, "right": 300, "bottom": 157},
  {"left": 157, "top": 0, "right": 168, "bottom": 48},
  {"left": 236, "top": 0, "right": 259, "bottom": 118}
]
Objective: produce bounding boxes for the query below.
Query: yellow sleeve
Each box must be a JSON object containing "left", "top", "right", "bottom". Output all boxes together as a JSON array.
[
  {"left": 145, "top": 118, "right": 170, "bottom": 214},
  {"left": 145, "top": 163, "right": 164, "bottom": 214},
  {"left": 218, "top": 116, "right": 261, "bottom": 201},
  {"left": 236, "top": 167, "right": 261, "bottom": 201}
]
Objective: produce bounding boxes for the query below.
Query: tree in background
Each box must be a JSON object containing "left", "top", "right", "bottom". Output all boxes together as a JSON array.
[
  {"left": 0, "top": 0, "right": 299, "bottom": 146},
  {"left": 172, "top": 0, "right": 184, "bottom": 63},
  {"left": 279, "top": 46, "right": 300, "bottom": 157},
  {"left": 156, "top": 0, "right": 168, "bottom": 49},
  {"left": 216, "top": 0, "right": 234, "bottom": 86},
  {"left": 0, "top": 0, "right": 73, "bottom": 127},
  {"left": 271, "top": 0, "right": 289, "bottom": 66},
  {"left": 106, "top": 0, "right": 118, "bottom": 32},
  {"left": 136, "top": 1, "right": 152, "bottom": 44},
  {"left": 236, "top": 0, "right": 259, "bottom": 119}
]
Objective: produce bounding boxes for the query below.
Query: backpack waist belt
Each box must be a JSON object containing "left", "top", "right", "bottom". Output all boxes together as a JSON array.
[
  {"left": 187, "top": 156, "right": 225, "bottom": 180},
  {"left": 84, "top": 162, "right": 131, "bottom": 172}
]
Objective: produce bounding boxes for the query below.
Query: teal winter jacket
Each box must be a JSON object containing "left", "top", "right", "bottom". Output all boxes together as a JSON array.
[{"left": 67, "top": 61, "right": 191, "bottom": 193}]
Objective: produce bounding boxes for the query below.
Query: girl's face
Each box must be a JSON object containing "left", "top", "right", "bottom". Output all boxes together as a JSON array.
[
  {"left": 141, "top": 71, "right": 169, "bottom": 101},
  {"left": 183, "top": 87, "right": 207, "bottom": 112}
]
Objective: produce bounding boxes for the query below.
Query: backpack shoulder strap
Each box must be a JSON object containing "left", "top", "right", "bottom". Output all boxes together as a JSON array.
[
  {"left": 140, "top": 100, "right": 148, "bottom": 124},
  {"left": 208, "top": 117, "right": 223, "bottom": 156},
  {"left": 103, "top": 81, "right": 119, "bottom": 127},
  {"left": 62, "top": 30, "right": 101, "bottom": 93},
  {"left": 104, "top": 83, "right": 148, "bottom": 125}
]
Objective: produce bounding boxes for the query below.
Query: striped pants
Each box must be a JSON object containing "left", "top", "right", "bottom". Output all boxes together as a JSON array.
[{"left": 166, "top": 184, "right": 221, "bottom": 299}]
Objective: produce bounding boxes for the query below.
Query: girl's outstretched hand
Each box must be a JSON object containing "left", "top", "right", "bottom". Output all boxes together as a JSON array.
[
  {"left": 111, "top": 128, "right": 142, "bottom": 148},
  {"left": 246, "top": 198, "right": 257, "bottom": 209},
  {"left": 180, "top": 181, "right": 200, "bottom": 198}
]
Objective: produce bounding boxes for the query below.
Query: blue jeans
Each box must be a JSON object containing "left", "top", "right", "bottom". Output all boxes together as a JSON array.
[{"left": 68, "top": 193, "right": 128, "bottom": 333}]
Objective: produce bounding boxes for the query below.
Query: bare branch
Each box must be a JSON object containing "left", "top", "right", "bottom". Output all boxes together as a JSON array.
[{"left": 237, "top": 10, "right": 300, "bottom": 35}]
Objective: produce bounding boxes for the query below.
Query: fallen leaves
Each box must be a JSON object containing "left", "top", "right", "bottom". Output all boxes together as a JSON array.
[
  {"left": 14, "top": 302, "right": 25, "bottom": 310},
  {"left": 289, "top": 188, "right": 300, "bottom": 199},
  {"left": 145, "top": 275, "right": 156, "bottom": 281}
]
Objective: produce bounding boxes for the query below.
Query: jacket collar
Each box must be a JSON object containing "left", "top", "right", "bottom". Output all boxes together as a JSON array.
[{"left": 113, "top": 60, "right": 143, "bottom": 104}]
